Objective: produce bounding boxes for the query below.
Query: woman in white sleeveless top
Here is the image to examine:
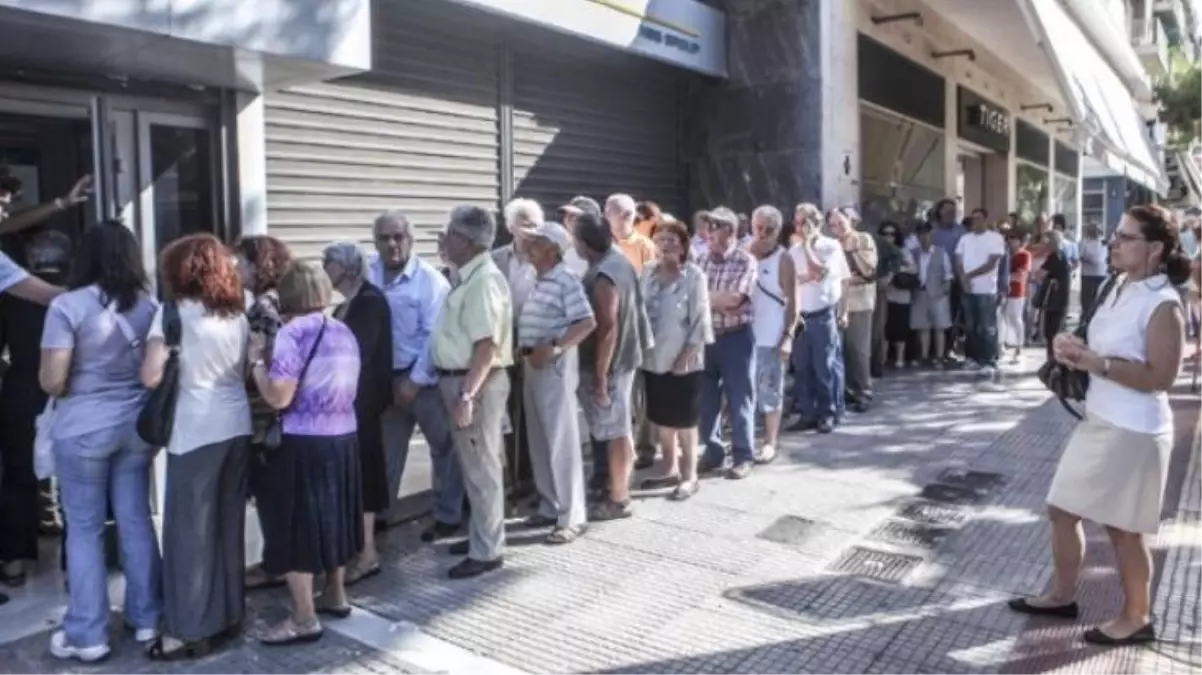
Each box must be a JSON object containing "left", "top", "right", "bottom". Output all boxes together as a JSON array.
[{"left": 1009, "top": 205, "right": 1190, "bottom": 647}]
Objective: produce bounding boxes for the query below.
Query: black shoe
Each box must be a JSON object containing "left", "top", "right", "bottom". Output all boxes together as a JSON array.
[
  {"left": 448, "top": 557, "right": 503, "bottom": 580},
  {"left": 1006, "top": 597, "right": 1080, "bottom": 619},
  {"left": 421, "top": 521, "right": 461, "bottom": 543},
  {"left": 1082, "top": 624, "right": 1155, "bottom": 646},
  {"left": 697, "top": 453, "right": 726, "bottom": 474},
  {"left": 0, "top": 592, "right": 7, "bottom": 606},
  {"left": 787, "top": 418, "right": 818, "bottom": 432},
  {"left": 850, "top": 400, "right": 869, "bottom": 414},
  {"left": 447, "top": 540, "right": 470, "bottom": 556},
  {"left": 817, "top": 418, "right": 835, "bottom": 434}
]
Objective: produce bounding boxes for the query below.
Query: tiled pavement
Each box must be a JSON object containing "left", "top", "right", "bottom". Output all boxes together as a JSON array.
[{"left": 2, "top": 352, "right": 1199, "bottom": 674}]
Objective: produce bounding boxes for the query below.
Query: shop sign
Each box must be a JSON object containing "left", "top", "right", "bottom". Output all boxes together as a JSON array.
[
  {"left": 444, "top": 0, "right": 727, "bottom": 77},
  {"left": 958, "top": 86, "right": 1010, "bottom": 153}
]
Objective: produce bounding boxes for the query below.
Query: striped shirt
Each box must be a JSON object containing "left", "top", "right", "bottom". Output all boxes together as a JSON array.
[
  {"left": 517, "top": 262, "right": 594, "bottom": 348},
  {"left": 700, "top": 244, "right": 756, "bottom": 333}
]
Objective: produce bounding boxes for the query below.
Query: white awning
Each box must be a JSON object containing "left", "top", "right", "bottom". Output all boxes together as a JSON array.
[{"left": 1022, "top": 0, "right": 1169, "bottom": 194}]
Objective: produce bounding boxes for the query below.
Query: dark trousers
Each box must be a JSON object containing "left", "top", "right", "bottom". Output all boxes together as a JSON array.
[
  {"left": 503, "top": 365, "right": 533, "bottom": 497},
  {"left": 1043, "top": 308, "right": 1066, "bottom": 362},
  {"left": 0, "top": 388, "right": 42, "bottom": 562},
  {"left": 947, "top": 280, "right": 964, "bottom": 358},
  {"left": 791, "top": 306, "right": 845, "bottom": 422},
  {"left": 1080, "top": 276, "right": 1104, "bottom": 318},
  {"left": 964, "top": 293, "right": 1000, "bottom": 367}
]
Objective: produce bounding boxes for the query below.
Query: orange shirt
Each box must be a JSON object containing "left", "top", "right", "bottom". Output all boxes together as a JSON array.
[{"left": 616, "top": 231, "right": 657, "bottom": 273}]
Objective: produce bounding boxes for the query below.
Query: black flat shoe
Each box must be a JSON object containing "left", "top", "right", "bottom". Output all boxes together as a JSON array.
[
  {"left": 145, "top": 637, "right": 212, "bottom": 662},
  {"left": 1083, "top": 624, "right": 1156, "bottom": 646},
  {"left": 448, "top": 557, "right": 503, "bottom": 580},
  {"left": 787, "top": 418, "right": 818, "bottom": 432},
  {"left": 1007, "top": 597, "right": 1080, "bottom": 619},
  {"left": 640, "top": 475, "right": 681, "bottom": 490},
  {"left": 420, "top": 520, "right": 461, "bottom": 543},
  {"left": 633, "top": 456, "right": 655, "bottom": 471}
]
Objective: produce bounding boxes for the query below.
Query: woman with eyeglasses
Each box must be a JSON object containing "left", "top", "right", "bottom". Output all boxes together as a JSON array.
[{"left": 1010, "top": 205, "right": 1189, "bottom": 646}]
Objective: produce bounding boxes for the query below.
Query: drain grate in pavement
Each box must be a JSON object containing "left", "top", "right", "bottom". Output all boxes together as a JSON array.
[
  {"left": 868, "top": 519, "right": 954, "bottom": 550},
  {"left": 828, "top": 546, "right": 923, "bottom": 583},
  {"left": 757, "top": 515, "right": 819, "bottom": 547},
  {"left": 920, "top": 482, "right": 985, "bottom": 505},
  {"left": 896, "top": 500, "right": 968, "bottom": 527},
  {"left": 935, "top": 469, "right": 1007, "bottom": 493}
]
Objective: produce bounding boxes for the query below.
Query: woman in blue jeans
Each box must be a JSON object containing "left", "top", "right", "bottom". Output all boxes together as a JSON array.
[{"left": 38, "top": 220, "right": 163, "bottom": 662}]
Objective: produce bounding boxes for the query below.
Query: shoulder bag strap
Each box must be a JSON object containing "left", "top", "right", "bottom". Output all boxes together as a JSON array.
[
  {"left": 94, "top": 287, "right": 143, "bottom": 351},
  {"left": 1074, "top": 274, "right": 1120, "bottom": 339},
  {"left": 285, "top": 317, "right": 327, "bottom": 412}
]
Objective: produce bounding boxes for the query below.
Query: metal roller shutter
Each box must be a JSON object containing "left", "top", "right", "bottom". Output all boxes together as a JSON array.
[
  {"left": 263, "top": 2, "right": 501, "bottom": 260},
  {"left": 511, "top": 36, "right": 683, "bottom": 218}
]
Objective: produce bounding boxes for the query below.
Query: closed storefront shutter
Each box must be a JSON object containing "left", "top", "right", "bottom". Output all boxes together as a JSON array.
[
  {"left": 263, "top": 2, "right": 501, "bottom": 260},
  {"left": 511, "top": 37, "right": 683, "bottom": 218}
]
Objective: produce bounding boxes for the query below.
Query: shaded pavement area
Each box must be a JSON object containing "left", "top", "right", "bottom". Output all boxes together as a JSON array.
[{"left": 2, "top": 353, "right": 1199, "bottom": 674}]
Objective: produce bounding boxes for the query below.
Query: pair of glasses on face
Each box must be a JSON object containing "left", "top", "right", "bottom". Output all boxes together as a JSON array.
[{"left": 1112, "top": 231, "right": 1145, "bottom": 244}]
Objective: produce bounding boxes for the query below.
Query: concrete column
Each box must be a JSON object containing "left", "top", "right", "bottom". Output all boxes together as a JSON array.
[
  {"left": 943, "top": 76, "right": 959, "bottom": 215},
  {"left": 1045, "top": 134, "right": 1057, "bottom": 216},
  {"left": 819, "top": 0, "right": 860, "bottom": 208},
  {"left": 236, "top": 92, "right": 268, "bottom": 236}
]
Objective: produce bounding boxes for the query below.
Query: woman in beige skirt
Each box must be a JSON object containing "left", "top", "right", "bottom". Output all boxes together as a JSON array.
[{"left": 1008, "top": 205, "right": 1190, "bottom": 646}]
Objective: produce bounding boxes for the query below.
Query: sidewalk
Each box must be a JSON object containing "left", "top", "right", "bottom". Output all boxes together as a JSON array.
[{"left": 2, "top": 354, "right": 1198, "bottom": 674}]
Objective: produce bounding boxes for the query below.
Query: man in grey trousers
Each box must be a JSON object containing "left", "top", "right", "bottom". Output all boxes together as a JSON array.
[
  {"left": 829, "top": 207, "right": 878, "bottom": 413},
  {"left": 432, "top": 205, "right": 513, "bottom": 580}
]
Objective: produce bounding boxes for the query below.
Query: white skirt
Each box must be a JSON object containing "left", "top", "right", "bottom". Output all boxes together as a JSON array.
[{"left": 1047, "top": 415, "right": 1173, "bottom": 534}]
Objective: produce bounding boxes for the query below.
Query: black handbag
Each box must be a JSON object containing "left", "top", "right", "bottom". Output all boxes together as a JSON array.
[
  {"left": 1037, "top": 274, "right": 1119, "bottom": 419},
  {"left": 261, "top": 318, "right": 328, "bottom": 451},
  {"left": 136, "top": 302, "right": 182, "bottom": 446},
  {"left": 891, "top": 271, "right": 920, "bottom": 291}
]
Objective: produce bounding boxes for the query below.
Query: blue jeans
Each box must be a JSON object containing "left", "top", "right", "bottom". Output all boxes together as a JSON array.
[
  {"left": 55, "top": 425, "right": 162, "bottom": 648},
  {"left": 382, "top": 385, "right": 464, "bottom": 525},
  {"left": 700, "top": 325, "right": 757, "bottom": 465},
  {"left": 791, "top": 306, "right": 845, "bottom": 422},
  {"left": 964, "top": 293, "right": 999, "bottom": 367}
]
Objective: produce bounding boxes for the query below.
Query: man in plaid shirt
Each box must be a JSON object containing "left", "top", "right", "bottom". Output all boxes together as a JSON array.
[{"left": 696, "top": 207, "right": 761, "bottom": 479}]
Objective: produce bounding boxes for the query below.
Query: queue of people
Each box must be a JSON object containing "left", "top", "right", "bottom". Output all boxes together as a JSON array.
[{"left": 0, "top": 173, "right": 1193, "bottom": 657}]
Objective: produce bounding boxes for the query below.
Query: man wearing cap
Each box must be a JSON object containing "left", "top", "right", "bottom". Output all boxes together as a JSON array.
[
  {"left": 559, "top": 196, "right": 600, "bottom": 277},
  {"left": 517, "top": 222, "right": 596, "bottom": 543}
]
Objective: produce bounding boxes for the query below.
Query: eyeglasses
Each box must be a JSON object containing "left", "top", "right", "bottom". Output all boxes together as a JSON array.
[{"left": 1112, "top": 231, "right": 1145, "bottom": 244}]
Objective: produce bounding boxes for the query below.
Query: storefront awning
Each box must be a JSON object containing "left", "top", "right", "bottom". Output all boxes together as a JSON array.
[{"left": 1022, "top": 0, "right": 1169, "bottom": 194}]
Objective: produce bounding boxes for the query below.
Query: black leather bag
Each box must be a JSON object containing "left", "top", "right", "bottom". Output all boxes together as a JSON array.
[
  {"left": 1037, "top": 274, "right": 1119, "bottom": 419},
  {"left": 136, "top": 302, "right": 182, "bottom": 446},
  {"left": 891, "top": 271, "right": 921, "bottom": 291},
  {"left": 260, "top": 318, "right": 328, "bottom": 451}
]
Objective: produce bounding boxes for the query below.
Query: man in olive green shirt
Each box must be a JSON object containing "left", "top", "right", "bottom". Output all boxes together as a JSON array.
[{"left": 431, "top": 205, "right": 513, "bottom": 580}]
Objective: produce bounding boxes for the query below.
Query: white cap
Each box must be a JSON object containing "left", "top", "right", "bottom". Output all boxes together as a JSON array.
[{"left": 529, "top": 221, "right": 572, "bottom": 255}]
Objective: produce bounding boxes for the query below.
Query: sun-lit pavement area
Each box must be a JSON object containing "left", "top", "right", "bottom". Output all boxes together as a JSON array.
[{"left": 2, "top": 350, "right": 1198, "bottom": 674}]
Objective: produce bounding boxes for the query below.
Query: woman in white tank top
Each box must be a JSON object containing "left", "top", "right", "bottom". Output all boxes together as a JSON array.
[{"left": 1009, "top": 206, "right": 1190, "bottom": 647}]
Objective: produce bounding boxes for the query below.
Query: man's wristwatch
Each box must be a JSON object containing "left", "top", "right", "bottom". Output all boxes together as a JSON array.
[
  {"left": 458, "top": 390, "right": 473, "bottom": 404},
  {"left": 1100, "top": 357, "right": 1112, "bottom": 378}
]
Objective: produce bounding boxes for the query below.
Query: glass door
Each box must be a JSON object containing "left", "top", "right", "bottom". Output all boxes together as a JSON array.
[{"left": 136, "top": 112, "right": 216, "bottom": 288}]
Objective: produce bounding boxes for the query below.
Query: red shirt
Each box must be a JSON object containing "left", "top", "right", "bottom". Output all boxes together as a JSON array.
[{"left": 1008, "top": 249, "right": 1032, "bottom": 298}]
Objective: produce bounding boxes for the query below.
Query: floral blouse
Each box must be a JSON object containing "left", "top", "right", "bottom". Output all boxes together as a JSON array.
[{"left": 639, "top": 261, "right": 713, "bottom": 374}]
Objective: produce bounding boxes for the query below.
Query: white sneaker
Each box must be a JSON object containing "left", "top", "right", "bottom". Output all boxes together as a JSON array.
[
  {"left": 49, "top": 630, "right": 110, "bottom": 663},
  {"left": 134, "top": 627, "right": 159, "bottom": 643},
  {"left": 980, "top": 366, "right": 997, "bottom": 378}
]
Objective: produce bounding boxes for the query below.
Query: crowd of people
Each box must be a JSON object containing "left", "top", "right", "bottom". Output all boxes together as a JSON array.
[{"left": 0, "top": 167, "right": 1197, "bottom": 658}]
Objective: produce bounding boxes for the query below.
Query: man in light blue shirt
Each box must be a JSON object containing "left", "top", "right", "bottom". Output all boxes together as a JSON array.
[
  {"left": 1052, "top": 214, "right": 1078, "bottom": 271},
  {"left": 369, "top": 210, "right": 465, "bottom": 545}
]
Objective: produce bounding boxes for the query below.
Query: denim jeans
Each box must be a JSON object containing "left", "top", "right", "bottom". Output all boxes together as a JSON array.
[
  {"left": 964, "top": 293, "right": 1000, "bottom": 367},
  {"left": 55, "top": 425, "right": 162, "bottom": 648},
  {"left": 700, "top": 325, "right": 757, "bottom": 465},
  {"left": 791, "top": 306, "right": 845, "bottom": 422},
  {"left": 382, "top": 385, "right": 465, "bottom": 526}
]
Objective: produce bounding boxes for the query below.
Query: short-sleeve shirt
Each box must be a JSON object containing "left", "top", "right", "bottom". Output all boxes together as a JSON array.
[
  {"left": 792, "top": 236, "right": 849, "bottom": 313},
  {"left": 517, "top": 262, "right": 593, "bottom": 348},
  {"left": 270, "top": 313, "right": 360, "bottom": 437},
  {"left": 700, "top": 244, "right": 756, "bottom": 332},
  {"left": 149, "top": 299, "right": 251, "bottom": 454},
  {"left": 431, "top": 252, "right": 514, "bottom": 370},
  {"left": 40, "top": 286, "right": 159, "bottom": 440},
  {"left": 955, "top": 230, "right": 1006, "bottom": 295},
  {"left": 1008, "top": 249, "right": 1032, "bottom": 298},
  {"left": 616, "top": 231, "right": 657, "bottom": 274},
  {"left": 641, "top": 262, "right": 714, "bottom": 374},
  {"left": 0, "top": 251, "right": 29, "bottom": 295}
]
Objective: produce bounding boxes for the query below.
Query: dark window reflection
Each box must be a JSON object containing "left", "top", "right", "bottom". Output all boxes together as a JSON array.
[{"left": 150, "top": 125, "right": 214, "bottom": 248}]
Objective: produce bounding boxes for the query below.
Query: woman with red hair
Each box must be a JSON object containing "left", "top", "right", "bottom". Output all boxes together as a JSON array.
[{"left": 140, "top": 234, "right": 252, "bottom": 660}]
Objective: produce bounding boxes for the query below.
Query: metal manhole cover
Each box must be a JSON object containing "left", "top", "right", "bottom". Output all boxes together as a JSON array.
[
  {"left": 868, "top": 519, "right": 954, "bottom": 550},
  {"left": 935, "top": 469, "right": 1007, "bottom": 493},
  {"left": 828, "top": 546, "right": 923, "bottom": 583},
  {"left": 896, "top": 500, "right": 968, "bottom": 527},
  {"left": 920, "top": 482, "right": 983, "bottom": 504},
  {"left": 757, "top": 515, "right": 819, "bottom": 547}
]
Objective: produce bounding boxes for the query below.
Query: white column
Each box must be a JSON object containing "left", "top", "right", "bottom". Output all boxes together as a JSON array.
[
  {"left": 944, "top": 77, "right": 959, "bottom": 214},
  {"left": 236, "top": 92, "right": 268, "bottom": 236},
  {"left": 820, "top": 0, "right": 860, "bottom": 208},
  {"left": 1046, "top": 134, "right": 1057, "bottom": 216}
]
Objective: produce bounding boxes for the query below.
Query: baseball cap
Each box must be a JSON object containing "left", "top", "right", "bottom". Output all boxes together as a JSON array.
[
  {"left": 529, "top": 221, "right": 573, "bottom": 254},
  {"left": 559, "top": 195, "right": 601, "bottom": 217}
]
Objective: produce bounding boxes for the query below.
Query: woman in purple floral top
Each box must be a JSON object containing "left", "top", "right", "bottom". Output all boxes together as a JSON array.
[{"left": 247, "top": 261, "right": 362, "bottom": 646}]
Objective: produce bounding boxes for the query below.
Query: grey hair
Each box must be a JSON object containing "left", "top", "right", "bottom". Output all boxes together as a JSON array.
[
  {"left": 322, "top": 241, "right": 367, "bottom": 281},
  {"left": 751, "top": 205, "right": 783, "bottom": 234},
  {"left": 605, "top": 193, "right": 636, "bottom": 218},
  {"left": 707, "top": 206, "right": 739, "bottom": 232},
  {"left": 1045, "top": 229, "right": 1064, "bottom": 248},
  {"left": 794, "top": 202, "right": 823, "bottom": 229},
  {"left": 503, "top": 198, "right": 544, "bottom": 229},
  {"left": 447, "top": 205, "right": 497, "bottom": 249},
  {"left": 373, "top": 210, "right": 413, "bottom": 237}
]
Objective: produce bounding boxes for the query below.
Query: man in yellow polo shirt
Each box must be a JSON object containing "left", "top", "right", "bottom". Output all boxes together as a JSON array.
[{"left": 431, "top": 205, "right": 513, "bottom": 580}]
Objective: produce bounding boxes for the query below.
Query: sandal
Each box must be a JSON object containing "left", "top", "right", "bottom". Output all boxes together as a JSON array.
[
  {"left": 145, "top": 636, "right": 211, "bottom": 662},
  {"left": 545, "top": 526, "right": 584, "bottom": 545},
  {"left": 244, "top": 565, "right": 285, "bottom": 591},
  {"left": 639, "top": 475, "right": 681, "bottom": 490},
  {"left": 669, "top": 481, "right": 699, "bottom": 501},
  {"left": 258, "top": 618, "right": 323, "bottom": 646},
  {"left": 315, "top": 596, "right": 353, "bottom": 619},
  {"left": 588, "top": 499, "right": 633, "bottom": 522},
  {"left": 344, "top": 560, "right": 381, "bottom": 586}
]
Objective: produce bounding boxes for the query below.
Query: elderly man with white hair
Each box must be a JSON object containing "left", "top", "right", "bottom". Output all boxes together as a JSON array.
[
  {"left": 516, "top": 221, "right": 596, "bottom": 543},
  {"left": 369, "top": 211, "right": 465, "bottom": 545},
  {"left": 491, "top": 197, "right": 545, "bottom": 505},
  {"left": 747, "top": 205, "right": 798, "bottom": 463},
  {"left": 431, "top": 205, "right": 513, "bottom": 579},
  {"left": 323, "top": 241, "right": 394, "bottom": 581}
]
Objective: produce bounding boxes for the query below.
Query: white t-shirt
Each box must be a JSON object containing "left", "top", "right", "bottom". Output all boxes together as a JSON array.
[
  {"left": 148, "top": 299, "right": 252, "bottom": 454},
  {"left": 790, "top": 236, "right": 849, "bottom": 313},
  {"left": 955, "top": 230, "right": 1006, "bottom": 295},
  {"left": 0, "top": 251, "right": 30, "bottom": 295},
  {"left": 1079, "top": 238, "right": 1108, "bottom": 277}
]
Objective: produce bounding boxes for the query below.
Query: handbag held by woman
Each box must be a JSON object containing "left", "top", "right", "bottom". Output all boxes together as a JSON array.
[
  {"left": 137, "top": 302, "right": 182, "bottom": 446},
  {"left": 1037, "top": 275, "right": 1119, "bottom": 418}
]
